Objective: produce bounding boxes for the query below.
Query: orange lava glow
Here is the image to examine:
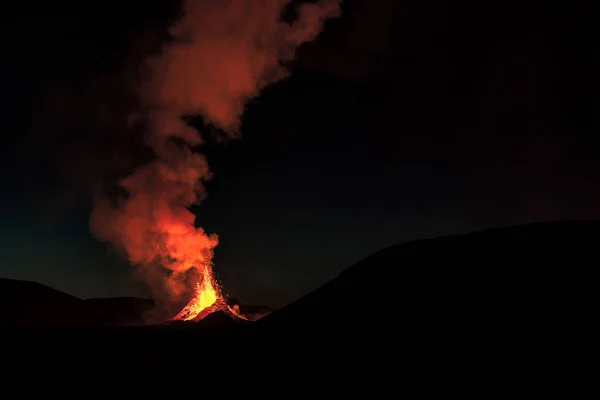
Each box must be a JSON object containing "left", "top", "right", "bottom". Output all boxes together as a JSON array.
[
  {"left": 86, "top": 0, "right": 342, "bottom": 325},
  {"left": 173, "top": 275, "right": 219, "bottom": 321},
  {"left": 227, "top": 303, "right": 249, "bottom": 320},
  {"left": 173, "top": 264, "right": 248, "bottom": 322}
]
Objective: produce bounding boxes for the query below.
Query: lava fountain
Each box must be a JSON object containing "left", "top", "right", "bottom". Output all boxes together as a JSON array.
[
  {"left": 172, "top": 263, "right": 247, "bottom": 321},
  {"left": 86, "top": 0, "right": 343, "bottom": 325}
]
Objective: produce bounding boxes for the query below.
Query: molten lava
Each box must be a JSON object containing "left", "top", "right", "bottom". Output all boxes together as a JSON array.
[
  {"left": 173, "top": 265, "right": 247, "bottom": 322},
  {"left": 86, "top": 0, "right": 342, "bottom": 326}
]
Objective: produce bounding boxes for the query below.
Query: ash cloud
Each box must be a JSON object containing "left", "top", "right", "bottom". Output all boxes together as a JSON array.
[
  {"left": 138, "top": 0, "right": 342, "bottom": 140},
  {"left": 86, "top": 0, "right": 342, "bottom": 306}
]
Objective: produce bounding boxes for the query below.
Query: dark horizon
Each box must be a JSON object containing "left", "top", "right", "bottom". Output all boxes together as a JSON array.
[{"left": 0, "top": 0, "right": 598, "bottom": 309}]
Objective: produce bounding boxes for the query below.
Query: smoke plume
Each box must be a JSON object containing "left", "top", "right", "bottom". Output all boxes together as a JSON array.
[{"left": 88, "top": 0, "right": 342, "bottom": 307}]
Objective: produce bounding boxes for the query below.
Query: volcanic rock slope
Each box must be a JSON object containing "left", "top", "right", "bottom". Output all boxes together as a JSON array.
[{"left": 247, "top": 220, "right": 596, "bottom": 363}]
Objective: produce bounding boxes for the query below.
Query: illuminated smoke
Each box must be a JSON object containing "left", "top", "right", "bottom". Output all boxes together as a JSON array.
[{"left": 89, "top": 0, "right": 342, "bottom": 307}]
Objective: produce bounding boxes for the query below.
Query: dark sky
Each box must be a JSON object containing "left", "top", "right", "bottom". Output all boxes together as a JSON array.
[{"left": 0, "top": 1, "right": 598, "bottom": 308}]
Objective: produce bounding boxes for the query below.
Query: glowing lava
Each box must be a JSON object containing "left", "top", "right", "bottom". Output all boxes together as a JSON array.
[
  {"left": 173, "top": 275, "right": 218, "bottom": 321},
  {"left": 173, "top": 265, "right": 248, "bottom": 322}
]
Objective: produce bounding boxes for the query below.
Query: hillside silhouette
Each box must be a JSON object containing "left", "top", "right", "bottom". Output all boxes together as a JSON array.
[
  {"left": 245, "top": 220, "right": 596, "bottom": 374},
  {"left": 258, "top": 220, "right": 597, "bottom": 333},
  {"left": 0, "top": 278, "right": 270, "bottom": 328},
  {"left": 0, "top": 278, "right": 155, "bottom": 328},
  {"left": 2, "top": 221, "right": 594, "bottom": 379}
]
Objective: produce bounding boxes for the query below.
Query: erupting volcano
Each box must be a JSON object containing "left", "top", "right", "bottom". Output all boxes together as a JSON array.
[
  {"left": 172, "top": 264, "right": 247, "bottom": 321},
  {"left": 86, "top": 0, "right": 343, "bottom": 322}
]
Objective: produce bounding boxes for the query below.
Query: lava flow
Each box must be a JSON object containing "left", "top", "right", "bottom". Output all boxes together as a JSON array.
[{"left": 173, "top": 265, "right": 247, "bottom": 321}]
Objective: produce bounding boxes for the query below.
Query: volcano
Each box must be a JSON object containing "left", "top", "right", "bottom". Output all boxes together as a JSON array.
[
  {"left": 174, "top": 292, "right": 248, "bottom": 322},
  {"left": 0, "top": 278, "right": 263, "bottom": 329},
  {"left": 171, "top": 267, "right": 249, "bottom": 322},
  {"left": 0, "top": 220, "right": 593, "bottom": 396}
]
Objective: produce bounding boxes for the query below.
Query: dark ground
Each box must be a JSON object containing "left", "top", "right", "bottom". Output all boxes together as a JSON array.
[
  {"left": 0, "top": 279, "right": 273, "bottom": 328},
  {"left": 2, "top": 221, "right": 595, "bottom": 388}
]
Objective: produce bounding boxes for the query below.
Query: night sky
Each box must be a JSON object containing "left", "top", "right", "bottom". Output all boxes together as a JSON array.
[{"left": 0, "top": 1, "right": 598, "bottom": 308}]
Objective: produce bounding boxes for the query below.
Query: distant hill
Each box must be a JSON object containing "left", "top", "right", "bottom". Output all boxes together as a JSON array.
[
  {"left": 0, "top": 278, "right": 272, "bottom": 328},
  {"left": 249, "top": 220, "right": 596, "bottom": 365},
  {"left": 2, "top": 221, "right": 595, "bottom": 381},
  {"left": 0, "top": 278, "right": 84, "bottom": 328},
  {"left": 82, "top": 296, "right": 156, "bottom": 325},
  {"left": 0, "top": 278, "right": 155, "bottom": 327}
]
